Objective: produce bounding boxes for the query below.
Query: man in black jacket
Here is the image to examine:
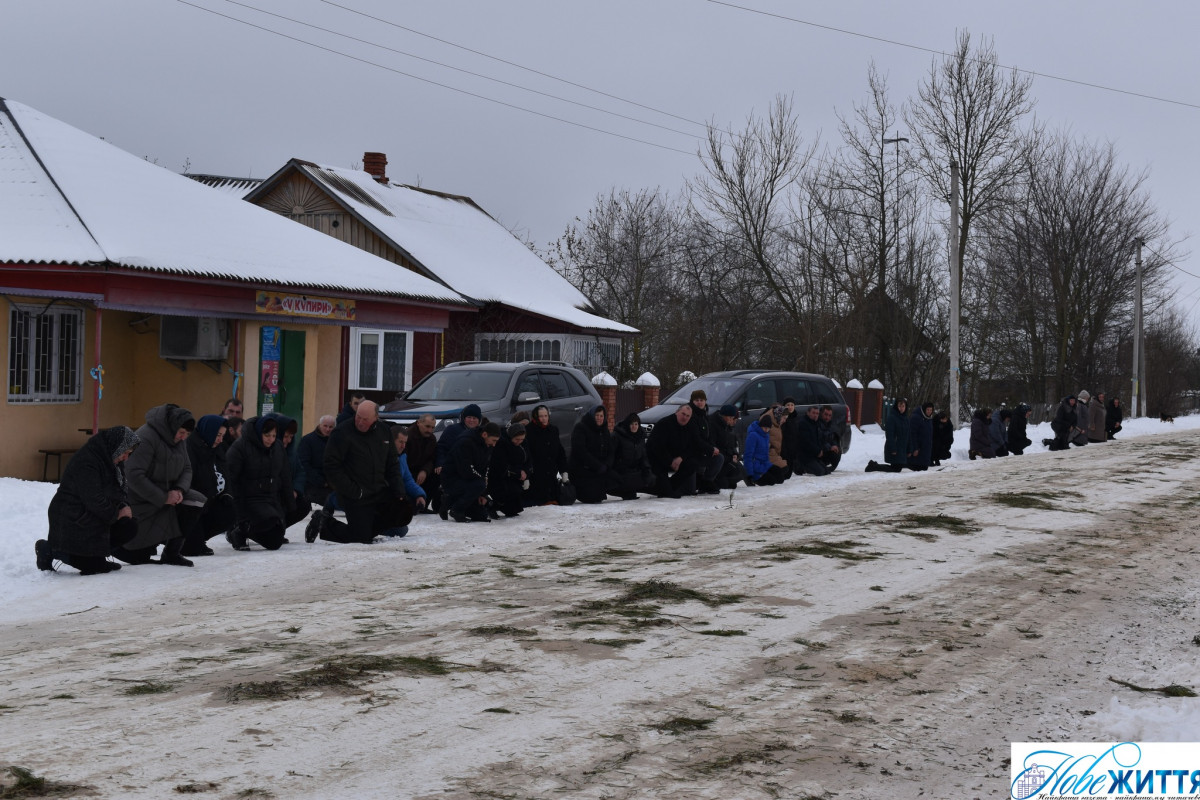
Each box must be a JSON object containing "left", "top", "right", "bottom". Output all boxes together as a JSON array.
[
  {"left": 818, "top": 405, "right": 842, "bottom": 473},
  {"left": 708, "top": 405, "right": 746, "bottom": 489},
  {"left": 297, "top": 415, "right": 336, "bottom": 507},
  {"left": 685, "top": 390, "right": 724, "bottom": 494},
  {"left": 321, "top": 401, "right": 412, "bottom": 544},
  {"left": 444, "top": 422, "right": 501, "bottom": 522},
  {"left": 647, "top": 404, "right": 710, "bottom": 498}
]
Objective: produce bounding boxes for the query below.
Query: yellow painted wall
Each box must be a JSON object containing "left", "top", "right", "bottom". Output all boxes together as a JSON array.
[{"left": 0, "top": 300, "right": 232, "bottom": 481}]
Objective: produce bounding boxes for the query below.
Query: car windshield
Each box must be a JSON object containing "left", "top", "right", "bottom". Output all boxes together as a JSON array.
[
  {"left": 405, "top": 370, "right": 511, "bottom": 401},
  {"left": 662, "top": 377, "right": 748, "bottom": 405}
]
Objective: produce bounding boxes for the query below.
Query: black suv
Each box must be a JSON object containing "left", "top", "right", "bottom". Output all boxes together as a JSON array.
[
  {"left": 379, "top": 360, "right": 603, "bottom": 455},
  {"left": 636, "top": 370, "right": 853, "bottom": 452}
]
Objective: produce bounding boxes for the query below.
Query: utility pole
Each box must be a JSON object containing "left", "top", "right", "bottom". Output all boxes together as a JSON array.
[
  {"left": 1132, "top": 238, "right": 1144, "bottom": 417},
  {"left": 949, "top": 160, "right": 961, "bottom": 427},
  {"left": 883, "top": 132, "right": 909, "bottom": 280}
]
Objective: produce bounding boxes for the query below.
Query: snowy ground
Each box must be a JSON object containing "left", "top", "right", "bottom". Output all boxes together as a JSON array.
[{"left": 2, "top": 415, "right": 1199, "bottom": 799}]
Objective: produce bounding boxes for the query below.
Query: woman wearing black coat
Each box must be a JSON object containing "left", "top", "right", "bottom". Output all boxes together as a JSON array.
[
  {"left": 968, "top": 407, "right": 995, "bottom": 459},
  {"left": 225, "top": 416, "right": 292, "bottom": 551},
  {"left": 38, "top": 426, "right": 140, "bottom": 575},
  {"left": 931, "top": 411, "right": 954, "bottom": 466},
  {"left": 488, "top": 424, "right": 529, "bottom": 517},
  {"left": 568, "top": 405, "right": 614, "bottom": 504},
  {"left": 907, "top": 402, "right": 934, "bottom": 471},
  {"left": 610, "top": 413, "right": 654, "bottom": 500},
  {"left": 181, "top": 414, "right": 237, "bottom": 557},
  {"left": 524, "top": 404, "right": 566, "bottom": 506},
  {"left": 1007, "top": 404, "right": 1033, "bottom": 455}
]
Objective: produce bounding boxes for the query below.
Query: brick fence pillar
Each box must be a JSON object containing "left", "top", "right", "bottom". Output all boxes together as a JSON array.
[
  {"left": 634, "top": 371, "right": 660, "bottom": 412},
  {"left": 592, "top": 371, "right": 618, "bottom": 430}
]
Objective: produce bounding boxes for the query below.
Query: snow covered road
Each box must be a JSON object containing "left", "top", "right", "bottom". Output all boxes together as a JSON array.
[{"left": 3, "top": 423, "right": 1200, "bottom": 799}]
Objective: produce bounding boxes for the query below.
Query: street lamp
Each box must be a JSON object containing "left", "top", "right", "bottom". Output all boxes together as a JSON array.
[{"left": 883, "top": 132, "right": 908, "bottom": 278}]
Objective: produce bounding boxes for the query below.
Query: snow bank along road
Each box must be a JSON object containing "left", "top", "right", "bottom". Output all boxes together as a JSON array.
[{"left": 3, "top": 430, "right": 1200, "bottom": 799}]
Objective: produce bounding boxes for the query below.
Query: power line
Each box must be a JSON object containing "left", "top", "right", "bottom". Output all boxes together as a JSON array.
[
  {"left": 705, "top": 0, "right": 1200, "bottom": 112},
  {"left": 217, "top": 0, "right": 701, "bottom": 141},
  {"left": 319, "top": 0, "right": 708, "bottom": 131},
  {"left": 175, "top": 0, "right": 696, "bottom": 156}
]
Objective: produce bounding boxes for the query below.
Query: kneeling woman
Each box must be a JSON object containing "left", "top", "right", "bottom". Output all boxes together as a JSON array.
[
  {"left": 225, "top": 416, "right": 294, "bottom": 550},
  {"left": 38, "top": 427, "right": 141, "bottom": 575}
]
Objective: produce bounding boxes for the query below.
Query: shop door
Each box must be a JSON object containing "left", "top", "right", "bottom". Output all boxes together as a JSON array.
[{"left": 277, "top": 330, "right": 306, "bottom": 430}]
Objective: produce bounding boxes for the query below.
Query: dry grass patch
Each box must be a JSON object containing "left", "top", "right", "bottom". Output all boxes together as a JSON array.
[{"left": 763, "top": 540, "right": 881, "bottom": 562}]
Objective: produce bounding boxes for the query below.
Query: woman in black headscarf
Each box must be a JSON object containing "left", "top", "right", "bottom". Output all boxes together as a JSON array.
[{"left": 38, "top": 426, "right": 140, "bottom": 575}]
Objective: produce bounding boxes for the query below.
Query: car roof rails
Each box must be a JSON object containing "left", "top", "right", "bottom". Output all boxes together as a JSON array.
[
  {"left": 442, "top": 360, "right": 498, "bottom": 368},
  {"left": 523, "top": 360, "right": 572, "bottom": 367}
]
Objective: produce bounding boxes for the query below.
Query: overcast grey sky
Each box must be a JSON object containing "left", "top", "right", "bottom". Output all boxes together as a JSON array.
[{"left": 5, "top": 1, "right": 1200, "bottom": 322}]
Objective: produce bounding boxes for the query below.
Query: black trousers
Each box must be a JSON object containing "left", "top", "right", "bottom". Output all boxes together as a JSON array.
[
  {"left": 322, "top": 494, "right": 414, "bottom": 544},
  {"left": 54, "top": 516, "right": 138, "bottom": 572}
]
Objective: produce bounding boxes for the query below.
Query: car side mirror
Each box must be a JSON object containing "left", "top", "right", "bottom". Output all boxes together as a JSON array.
[{"left": 516, "top": 391, "right": 541, "bottom": 404}]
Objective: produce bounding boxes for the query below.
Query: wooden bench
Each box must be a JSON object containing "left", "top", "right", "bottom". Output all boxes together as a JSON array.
[{"left": 39, "top": 448, "right": 78, "bottom": 482}]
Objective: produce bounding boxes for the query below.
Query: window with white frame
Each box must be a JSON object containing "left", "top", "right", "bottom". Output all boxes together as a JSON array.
[
  {"left": 349, "top": 328, "right": 412, "bottom": 392},
  {"left": 8, "top": 303, "right": 84, "bottom": 403}
]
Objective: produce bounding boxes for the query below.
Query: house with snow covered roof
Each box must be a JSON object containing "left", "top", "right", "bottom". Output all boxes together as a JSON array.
[
  {"left": 230, "top": 152, "right": 635, "bottom": 391},
  {"left": 0, "top": 99, "right": 470, "bottom": 480}
]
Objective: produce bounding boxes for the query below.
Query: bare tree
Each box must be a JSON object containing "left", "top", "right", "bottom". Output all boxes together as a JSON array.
[
  {"left": 908, "top": 30, "right": 1036, "bottom": 275},
  {"left": 689, "top": 94, "right": 816, "bottom": 357},
  {"left": 551, "top": 188, "right": 681, "bottom": 381}
]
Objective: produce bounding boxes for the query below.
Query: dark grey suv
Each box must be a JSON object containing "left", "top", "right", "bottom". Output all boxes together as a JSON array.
[
  {"left": 379, "top": 360, "right": 602, "bottom": 455},
  {"left": 637, "top": 370, "right": 853, "bottom": 452}
]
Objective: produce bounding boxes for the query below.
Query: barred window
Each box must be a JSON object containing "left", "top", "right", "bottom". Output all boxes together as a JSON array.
[
  {"left": 350, "top": 328, "right": 411, "bottom": 392},
  {"left": 8, "top": 304, "right": 84, "bottom": 403}
]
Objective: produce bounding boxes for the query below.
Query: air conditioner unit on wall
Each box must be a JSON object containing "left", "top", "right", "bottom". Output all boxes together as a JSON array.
[{"left": 159, "top": 316, "right": 229, "bottom": 360}]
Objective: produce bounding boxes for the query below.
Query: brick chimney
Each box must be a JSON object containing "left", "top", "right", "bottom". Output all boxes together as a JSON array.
[{"left": 362, "top": 152, "right": 388, "bottom": 185}]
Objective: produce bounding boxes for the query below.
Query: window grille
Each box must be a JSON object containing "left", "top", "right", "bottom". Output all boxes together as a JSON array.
[{"left": 8, "top": 304, "right": 83, "bottom": 403}]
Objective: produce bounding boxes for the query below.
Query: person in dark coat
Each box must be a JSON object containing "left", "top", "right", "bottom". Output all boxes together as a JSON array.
[
  {"left": 488, "top": 424, "right": 529, "bottom": 517},
  {"left": 443, "top": 422, "right": 500, "bottom": 522},
  {"left": 524, "top": 404, "right": 567, "bottom": 506},
  {"left": 743, "top": 413, "right": 789, "bottom": 486},
  {"left": 778, "top": 398, "right": 802, "bottom": 474},
  {"left": 968, "top": 407, "right": 995, "bottom": 459},
  {"left": 225, "top": 415, "right": 293, "bottom": 551},
  {"left": 181, "top": 415, "right": 237, "bottom": 557},
  {"left": 817, "top": 405, "right": 843, "bottom": 473},
  {"left": 708, "top": 405, "right": 747, "bottom": 489},
  {"left": 646, "top": 403, "right": 708, "bottom": 498},
  {"left": 335, "top": 391, "right": 366, "bottom": 425},
  {"left": 264, "top": 412, "right": 308, "bottom": 532},
  {"left": 792, "top": 405, "right": 828, "bottom": 476},
  {"left": 866, "top": 399, "right": 911, "bottom": 472},
  {"left": 38, "top": 426, "right": 141, "bottom": 575},
  {"left": 321, "top": 400, "right": 413, "bottom": 541},
  {"left": 1106, "top": 397, "right": 1124, "bottom": 440},
  {"left": 1007, "top": 404, "right": 1032, "bottom": 456},
  {"left": 988, "top": 408, "right": 1011, "bottom": 457},
  {"left": 932, "top": 411, "right": 954, "bottom": 466},
  {"left": 610, "top": 412, "right": 654, "bottom": 499},
  {"left": 296, "top": 415, "right": 336, "bottom": 508},
  {"left": 685, "top": 390, "right": 724, "bottom": 493},
  {"left": 907, "top": 402, "right": 934, "bottom": 471},
  {"left": 122, "top": 403, "right": 205, "bottom": 566},
  {"left": 434, "top": 403, "right": 482, "bottom": 519},
  {"left": 568, "top": 405, "right": 614, "bottom": 504},
  {"left": 1046, "top": 396, "right": 1078, "bottom": 451},
  {"left": 405, "top": 414, "right": 441, "bottom": 513}
]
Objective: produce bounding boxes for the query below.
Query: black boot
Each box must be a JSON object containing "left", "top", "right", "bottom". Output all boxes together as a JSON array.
[
  {"left": 226, "top": 526, "right": 251, "bottom": 551},
  {"left": 304, "top": 509, "right": 329, "bottom": 543},
  {"left": 35, "top": 539, "right": 54, "bottom": 571},
  {"left": 157, "top": 537, "right": 194, "bottom": 567}
]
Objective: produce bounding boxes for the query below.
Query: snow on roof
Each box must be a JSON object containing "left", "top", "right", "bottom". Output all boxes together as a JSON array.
[
  {"left": 286, "top": 162, "right": 636, "bottom": 334},
  {"left": 0, "top": 100, "right": 466, "bottom": 305}
]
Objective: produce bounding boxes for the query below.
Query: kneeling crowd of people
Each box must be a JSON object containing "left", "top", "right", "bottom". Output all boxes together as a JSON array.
[
  {"left": 861, "top": 389, "right": 1125, "bottom": 476},
  {"left": 37, "top": 388, "right": 860, "bottom": 574}
]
